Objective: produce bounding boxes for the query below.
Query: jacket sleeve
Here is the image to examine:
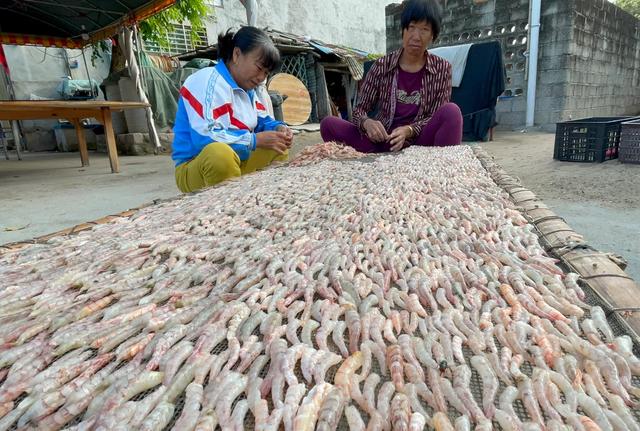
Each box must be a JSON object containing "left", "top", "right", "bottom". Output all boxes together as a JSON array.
[
  {"left": 352, "top": 59, "right": 383, "bottom": 133},
  {"left": 255, "top": 115, "right": 284, "bottom": 132},
  {"left": 254, "top": 91, "right": 284, "bottom": 132},
  {"left": 408, "top": 62, "right": 452, "bottom": 138}
]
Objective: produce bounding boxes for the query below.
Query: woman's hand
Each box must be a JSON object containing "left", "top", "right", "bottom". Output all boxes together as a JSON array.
[
  {"left": 363, "top": 118, "right": 389, "bottom": 143},
  {"left": 276, "top": 125, "right": 294, "bottom": 148},
  {"left": 256, "top": 131, "right": 290, "bottom": 155},
  {"left": 388, "top": 126, "right": 413, "bottom": 152}
]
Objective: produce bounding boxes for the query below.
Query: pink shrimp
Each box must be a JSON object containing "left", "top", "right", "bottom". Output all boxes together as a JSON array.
[
  {"left": 390, "top": 393, "right": 411, "bottom": 431},
  {"left": 534, "top": 330, "right": 559, "bottom": 367},
  {"left": 293, "top": 382, "right": 332, "bottom": 431},
  {"left": 334, "top": 351, "right": 363, "bottom": 395},
  {"left": 433, "top": 412, "right": 455, "bottom": 431},
  {"left": 316, "top": 386, "right": 346, "bottom": 431},
  {"left": 386, "top": 344, "right": 405, "bottom": 392}
]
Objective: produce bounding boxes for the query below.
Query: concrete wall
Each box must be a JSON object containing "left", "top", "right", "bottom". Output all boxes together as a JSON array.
[
  {"left": 386, "top": 0, "right": 640, "bottom": 131},
  {"left": 2, "top": 44, "right": 111, "bottom": 150},
  {"left": 532, "top": 0, "right": 573, "bottom": 128},
  {"left": 560, "top": 0, "right": 640, "bottom": 124},
  {"left": 206, "top": 0, "right": 398, "bottom": 54}
]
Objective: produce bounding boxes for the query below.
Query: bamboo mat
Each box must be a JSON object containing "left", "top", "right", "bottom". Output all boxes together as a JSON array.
[{"left": 2, "top": 146, "right": 640, "bottom": 429}]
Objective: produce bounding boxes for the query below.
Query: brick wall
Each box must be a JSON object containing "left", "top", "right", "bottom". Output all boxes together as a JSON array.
[{"left": 385, "top": 0, "right": 640, "bottom": 131}]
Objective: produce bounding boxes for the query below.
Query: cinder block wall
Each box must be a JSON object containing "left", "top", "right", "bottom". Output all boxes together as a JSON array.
[
  {"left": 561, "top": 0, "right": 640, "bottom": 123},
  {"left": 532, "top": 0, "right": 574, "bottom": 129},
  {"left": 385, "top": 0, "right": 640, "bottom": 131}
]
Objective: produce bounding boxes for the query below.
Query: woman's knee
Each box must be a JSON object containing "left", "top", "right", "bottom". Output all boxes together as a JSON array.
[
  {"left": 439, "top": 102, "right": 463, "bottom": 126},
  {"left": 320, "top": 116, "right": 352, "bottom": 142},
  {"left": 320, "top": 116, "right": 337, "bottom": 141},
  {"left": 174, "top": 165, "right": 190, "bottom": 193},
  {"left": 434, "top": 103, "right": 463, "bottom": 146},
  {"left": 199, "top": 143, "right": 241, "bottom": 184},
  {"left": 274, "top": 149, "right": 289, "bottom": 162}
]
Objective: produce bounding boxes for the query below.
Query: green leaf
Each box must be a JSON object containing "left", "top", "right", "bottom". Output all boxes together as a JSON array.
[
  {"left": 616, "top": 0, "right": 640, "bottom": 19},
  {"left": 90, "top": 40, "right": 110, "bottom": 67},
  {"left": 89, "top": 0, "right": 212, "bottom": 68},
  {"left": 139, "top": 0, "right": 212, "bottom": 49}
]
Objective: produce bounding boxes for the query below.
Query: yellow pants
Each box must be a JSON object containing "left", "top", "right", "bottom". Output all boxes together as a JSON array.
[{"left": 175, "top": 142, "right": 288, "bottom": 193}]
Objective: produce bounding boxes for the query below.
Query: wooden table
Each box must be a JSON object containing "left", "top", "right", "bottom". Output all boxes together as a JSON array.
[{"left": 0, "top": 100, "right": 150, "bottom": 173}]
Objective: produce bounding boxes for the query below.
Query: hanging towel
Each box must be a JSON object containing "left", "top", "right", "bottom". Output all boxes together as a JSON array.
[{"left": 430, "top": 43, "right": 473, "bottom": 87}]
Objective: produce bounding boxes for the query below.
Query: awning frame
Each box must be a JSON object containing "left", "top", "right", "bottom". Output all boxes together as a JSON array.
[{"left": 0, "top": 0, "right": 177, "bottom": 49}]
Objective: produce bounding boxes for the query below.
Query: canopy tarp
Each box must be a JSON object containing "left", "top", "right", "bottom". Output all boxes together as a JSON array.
[
  {"left": 0, "top": 1, "right": 171, "bottom": 152},
  {"left": 0, "top": 0, "right": 176, "bottom": 48}
]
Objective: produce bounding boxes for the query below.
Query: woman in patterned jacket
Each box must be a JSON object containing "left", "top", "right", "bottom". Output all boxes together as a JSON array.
[
  {"left": 320, "top": 0, "right": 463, "bottom": 153},
  {"left": 172, "top": 26, "right": 294, "bottom": 192}
]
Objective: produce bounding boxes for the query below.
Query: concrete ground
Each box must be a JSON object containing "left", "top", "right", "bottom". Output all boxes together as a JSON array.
[
  {"left": 0, "top": 132, "right": 320, "bottom": 244},
  {"left": 481, "top": 132, "right": 640, "bottom": 283},
  {"left": 1, "top": 130, "right": 638, "bottom": 282}
]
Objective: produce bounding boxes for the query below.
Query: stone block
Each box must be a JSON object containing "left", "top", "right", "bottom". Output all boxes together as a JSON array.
[
  {"left": 537, "top": 96, "right": 565, "bottom": 111},
  {"left": 549, "top": 110, "right": 567, "bottom": 124},
  {"left": 508, "top": 9, "right": 528, "bottom": 21},
  {"left": 115, "top": 133, "right": 174, "bottom": 155},
  {"left": 509, "top": 97, "right": 527, "bottom": 112},
  {"left": 497, "top": 97, "right": 524, "bottom": 114},
  {"left": 573, "top": 85, "right": 585, "bottom": 97},
  {"left": 553, "top": 83, "right": 568, "bottom": 97},
  {"left": 23, "top": 129, "right": 56, "bottom": 152},
  {"left": 533, "top": 110, "right": 551, "bottom": 126},
  {"left": 496, "top": 111, "right": 524, "bottom": 128},
  {"left": 565, "top": 98, "right": 580, "bottom": 110},
  {"left": 96, "top": 134, "right": 107, "bottom": 153},
  {"left": 54, "top": 126, "right": 97, "bottom": 152},
  {"left": 539, "top": 70, "right": 566, "bottom": 85},
  {"left": 539, "top": 84, "right": 553, "bottom": 98}
]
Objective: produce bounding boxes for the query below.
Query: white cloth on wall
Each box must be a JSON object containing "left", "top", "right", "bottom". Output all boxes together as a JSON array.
[{"left": 430, "top": 43, "right": 473, "bottom": 87}]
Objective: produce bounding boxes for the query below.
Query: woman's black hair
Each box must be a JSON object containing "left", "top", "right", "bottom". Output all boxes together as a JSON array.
[
  {"left": 401, "top": 0, "right": 443, "bottom": 41},
  {"left": 217, "top": 26, "right": 281, "bottom": 71}
]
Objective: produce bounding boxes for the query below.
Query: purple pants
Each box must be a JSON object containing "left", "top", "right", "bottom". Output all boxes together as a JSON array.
[{"left": 320, "top": 102, "right": 463, "bottom": 153}]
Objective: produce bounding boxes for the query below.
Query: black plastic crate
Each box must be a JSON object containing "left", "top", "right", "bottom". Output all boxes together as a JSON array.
[
  {"left": 554, "top": 116, "right": 639, "bottom": 163},
  {"left": 620, "top": 119, "right": 640, "bottom": 164}
]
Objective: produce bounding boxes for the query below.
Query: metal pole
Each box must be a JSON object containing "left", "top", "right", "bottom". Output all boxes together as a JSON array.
[
  {"left": 525, "top": 0, "right": 541, "bottom": 128},
  {"left": 81, "top": 47, "right": 96, "bottom": 99},
  {"left": 61, "top": 48, "right": 72, "bottom": 77},
  {"left": 1, "top": 54, "right": 23, "bottom": 158},
  {"left": 10, "top": 121, "right": 22, "bottom": 159},
  {"left": 1, "top": 123, "right": 8, "bottom": 160}
]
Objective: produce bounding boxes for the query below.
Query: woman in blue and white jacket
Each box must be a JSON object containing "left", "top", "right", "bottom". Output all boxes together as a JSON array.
[{"left": 172, "top": 26, "right": 293, "bottom": 192}]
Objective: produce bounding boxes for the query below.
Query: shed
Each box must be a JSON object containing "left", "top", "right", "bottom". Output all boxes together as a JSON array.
[
  {"left": 177, "top": 27, "right": 371, "bottom": 123},
  {"left": 0, "top": 0, "right": 173, "bottom": 156}
]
